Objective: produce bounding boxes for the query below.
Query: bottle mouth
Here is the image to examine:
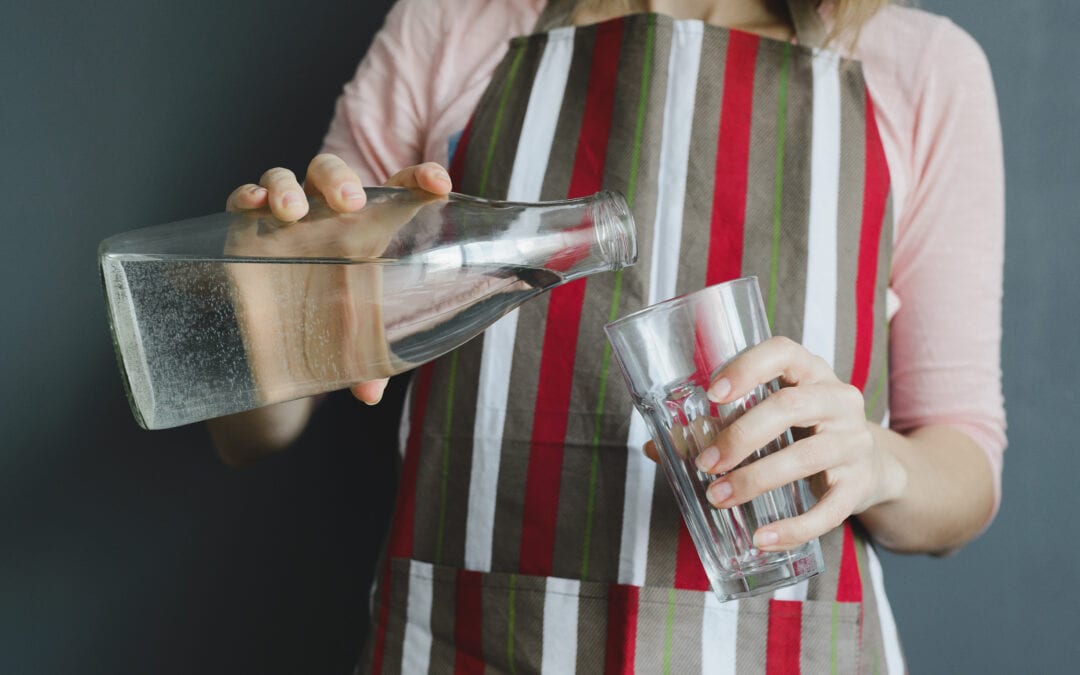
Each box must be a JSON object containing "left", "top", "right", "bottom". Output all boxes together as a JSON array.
[{"left": 594, "top": 190, "right": 638, "bottom": 269}]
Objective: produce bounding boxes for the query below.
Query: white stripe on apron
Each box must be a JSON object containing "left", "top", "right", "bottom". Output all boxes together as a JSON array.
[
  {"left": 866, "top": 519, "right": 905, "bottom": 674},
  {"left": 464, "top": 27, "right": 576, "bottom": 573},
  {"left": 401, "top": 560, "right": 434, "bottom": 675},
  {"left": 803, "top": 49, "right": 842, "bottom": 371},
  {"left": 397, "top": 378, "right": 413, "bottom": 460},
  {"left": 701, "top": 592, "right": 739, "bottom": 675},
  {"left": 768, "top": 47, "right": 844, "bottom": 606},
  {"left": 541, "top": 577, "right": 581, "bottom": 674},
  {"left": 618, "top": 19, "right": 704, "bottom": 588}
]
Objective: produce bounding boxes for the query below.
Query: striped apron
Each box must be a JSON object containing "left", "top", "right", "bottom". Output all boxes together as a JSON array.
[{"left": 360, "top": 6, "right": 904, "bottom": 674}]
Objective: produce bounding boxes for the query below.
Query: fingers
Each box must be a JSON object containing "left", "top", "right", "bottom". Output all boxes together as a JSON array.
[
  {"left": 703, "top": 428, "right": 865, "bottom": 510},
  {"left": 696, "top": 382, "right": 865, "bottom": 474},
  {"left": 642, "top": 439, "right": 659, "bottom": 463},
  {"left": 350, "top": 378, "right": 389, "bottom": 406},
  {"left": 259, "top": 166, "right": 309, "bottom": 221},
  {"left": 305, "top": 153, "right": 367, "bottom": 212},
  {"left": 750, "top": 487, "right": 858, "bottom": 552},
  {"left": 384, "top": 162, "right": 453, "bottom": 194},
  {"left": 707, "top": 336, "right": 836, "bottom": 404},
  {"left": 227, "top": 157, "right": 447, "bottom": 224},
  {"left": 225, "top": 183, "right": 268, "bottom": 212}
]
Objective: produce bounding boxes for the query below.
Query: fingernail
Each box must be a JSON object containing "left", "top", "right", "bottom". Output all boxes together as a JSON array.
[
  {"left": 696, "top": 446, "right": 720, "bottom": 472},
  {"left": 282, "top": 191, "right": 304, "bottom": 208},
  {"left": 434, "top": 168, "right": 451, "bottom": 184},
  {"left": 707, "top": 480, "right": 732, "bottom": 506},
  {"left": 250, "top": 186, "right": 267, "bottom": 197},
  {"left": 341, "top": 182, "right": 364, "bottom": 203},
  {"left": 754, "top": 530, "right": 779, "bottom": 548},
  {"left": 707, "top": 377, "right": 731, "bottom": 403}
]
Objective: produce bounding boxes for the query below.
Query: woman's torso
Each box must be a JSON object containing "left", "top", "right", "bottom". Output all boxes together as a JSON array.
[{"left": 355, "top": 5, "right": 918, "bottom": 672}]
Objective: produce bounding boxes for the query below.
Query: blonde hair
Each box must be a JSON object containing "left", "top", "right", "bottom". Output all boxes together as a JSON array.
[
  {"left": 569, "top": 0, "right": 890, "bottom": 45},
  {"left": 820, "top": 0, "right": 890, "bottom": 44}
]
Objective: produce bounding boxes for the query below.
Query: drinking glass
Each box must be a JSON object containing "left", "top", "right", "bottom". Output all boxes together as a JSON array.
[{"left": 605, "top": 277, "right": 823, "bottom": 601}]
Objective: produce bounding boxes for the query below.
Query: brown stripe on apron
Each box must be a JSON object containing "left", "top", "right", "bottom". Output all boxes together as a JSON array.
[
  {"left": 675, "top": 24, "right": 727, "bottom": 297},
  {"left": 800, "top": 599, "right": 861, "bottom": 672},
  {"left": 771, "top": 43, "right": 814, "bottom": 342},
  {"left": 427, "top": 563, "right": 460, "bottom": 671},
  {"left": 478, "top": 573, "right": 513, "bottom": 673},
  {"left": 633, "top": 586, "right": 672, "bottom": 671},
  {"left": 807, "top": 525, "right": 844, "bottom": 603},
  {"left": 477, "top": 571, "right": 548, "bottom": 673},
  {"left": 852, "top": 523, "right": 887, "bottom": 674},
  {"left": 735, "top": 596, "right": 771, "bottom": 675},
  {"left": 430, "top": 339, "right": 483, "bottom": 568},
  {"left": 409, "top": 357, "right": 454, "bottom": 563},
  {"left": 376, "top": 561, "right": 411, "bottom": 675},
  {"left": 668, "top": 591, "right": 708, "bottom": 673},
  {"left": 740, "top": 37, "right": 786, "bottom": 296},
  {"left": 833, "top": 63, "right": 870, "bottom": 384},
  {"left": 575, "top": 585, "right": 609, "bottom": 673}
]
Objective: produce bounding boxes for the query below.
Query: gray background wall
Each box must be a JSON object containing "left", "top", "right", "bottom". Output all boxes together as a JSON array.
[{"left": 2, "top": 1, "right": 1075, "bottom": 672}]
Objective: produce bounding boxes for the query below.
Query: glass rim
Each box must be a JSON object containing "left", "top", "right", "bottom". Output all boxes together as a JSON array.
[{"left": 603, "top": 276, "right": 760, "bottom": 335}]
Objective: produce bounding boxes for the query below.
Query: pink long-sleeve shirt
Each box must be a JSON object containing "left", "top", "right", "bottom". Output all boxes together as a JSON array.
[{"left": 321, "top": 0, "right": 1007, "bottom": 518}]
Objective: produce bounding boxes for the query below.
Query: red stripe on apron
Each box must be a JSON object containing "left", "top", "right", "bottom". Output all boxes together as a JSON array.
[
  {"left": 390, "top": 363, "right": 436, "bottom": 559},
  {"left": 706, "top": 30, "right": 759, "bottom": 286},
  {"left": 519, "top": 18, "right": 624, "bottom": 577},
  {"left": 766, "top": 599, "right": 803, "bottom": 675},
  {"left": 454, "top": 569, "right": 485, "bottom": 674},
  {"left": 850, "top": 91, "right": 889, "bottom": 391},
  {"left": 371, "top": 363, "right": 436, "bottom": 674},
  {"left": 605, "top": 584, "right": 640, "bottom": 675},
  {"left": 448, "top": 117, "right": 474, "bottom": 184},
  {"left": 836, "top": 520, "right": 863, "bottom": 603},
  {"left": 674, "top": 522, "right": 711, "bottom": 591},
  {"left": 675, "top": 30, "right": 760, "bottom": 590}
]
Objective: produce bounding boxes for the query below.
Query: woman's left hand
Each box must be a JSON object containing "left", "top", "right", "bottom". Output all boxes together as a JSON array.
[{"left": 644, "top": 336, "right": 906, "bottom": 552}]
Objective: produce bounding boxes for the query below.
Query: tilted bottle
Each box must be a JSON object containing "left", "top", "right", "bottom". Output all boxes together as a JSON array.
[{"left": 99, "top": 187, "right": 636, "bottom": 430}]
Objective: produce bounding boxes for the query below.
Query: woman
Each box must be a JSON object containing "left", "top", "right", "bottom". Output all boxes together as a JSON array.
[{"left": 210, "top": 0, "right": 1005, "bottom": 671}]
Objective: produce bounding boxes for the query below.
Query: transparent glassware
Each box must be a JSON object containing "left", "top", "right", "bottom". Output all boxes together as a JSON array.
[
  {"left": 605, "top": 277, "right": 823, "bottom": 602},
  {"left": 100, "top": 187, "right": 636, "bottom": 430}
]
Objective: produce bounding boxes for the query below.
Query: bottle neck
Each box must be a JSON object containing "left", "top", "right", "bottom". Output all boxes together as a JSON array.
[
  {"left": 558, "top": 190, "right": 637, "bottom": 284},
  {"left": 593, "top": 190, "right": 637, "bottom": 270}
]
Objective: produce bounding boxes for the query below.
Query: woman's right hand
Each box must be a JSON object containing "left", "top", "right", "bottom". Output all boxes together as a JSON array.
[{"left": 223, "top": 154, "right": 454, "bottom": 405}]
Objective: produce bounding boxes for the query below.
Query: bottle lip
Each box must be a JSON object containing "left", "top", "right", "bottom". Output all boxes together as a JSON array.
[{"left": 594, "top": 190, "right": 638, "bottom": 269}]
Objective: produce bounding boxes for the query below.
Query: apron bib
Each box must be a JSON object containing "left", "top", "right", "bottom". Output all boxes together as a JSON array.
[{"left": 363, "top": 6, "right": 901, "bottom": 673}]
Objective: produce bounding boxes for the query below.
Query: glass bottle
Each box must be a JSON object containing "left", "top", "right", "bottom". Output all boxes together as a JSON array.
[{"left": 99, "top": 187, "right": 636, "bottom": 430}]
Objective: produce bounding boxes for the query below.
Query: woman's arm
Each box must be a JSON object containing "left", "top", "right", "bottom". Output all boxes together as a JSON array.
[
  {"left": 680, "top": 337, "right": 996, "bottom": 556},
  {"left": 859, "top": 424, "right": 994, "bottom": 553}
]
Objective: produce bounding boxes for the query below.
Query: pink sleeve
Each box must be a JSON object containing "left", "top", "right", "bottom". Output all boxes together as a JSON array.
[
  {"left": 320, "top": 0, "right": 543, "bottom": 184},
  {"left": 885, "top": 20, "right": 1007, "bottom": 521},
  {"left": 319, "top": 0, "right": 441, "bottom": 185}
]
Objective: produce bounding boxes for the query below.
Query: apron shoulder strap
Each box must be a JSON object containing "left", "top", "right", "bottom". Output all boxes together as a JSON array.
[
  {"left": 534, "top": 0, "right": 579, "bottom": 32},
  {"left": 786, "top": 0, "right": 828, "bottom": 49},
  {"left": 534, "top": 1, "right": 828, "bottom": 48}
]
